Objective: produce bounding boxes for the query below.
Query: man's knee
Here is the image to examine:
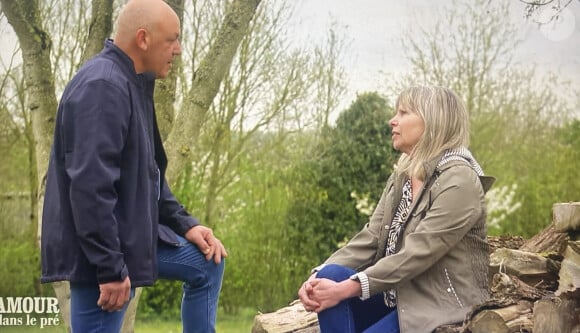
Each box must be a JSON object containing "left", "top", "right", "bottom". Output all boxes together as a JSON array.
[
  {"left": 183, "top": 258, "right": 225, "bottom": 287},
  {"left": 211, "top": 258, "right": 225, "bottom": 280}
]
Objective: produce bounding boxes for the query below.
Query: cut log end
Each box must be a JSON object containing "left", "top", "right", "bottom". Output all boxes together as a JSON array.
[{"left": 553, "top": 202, "right": 580, "bottom": 232}]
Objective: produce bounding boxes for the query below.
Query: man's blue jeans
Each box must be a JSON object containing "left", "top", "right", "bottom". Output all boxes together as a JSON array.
[
  {"left": 316, "top": 264, "right": 400, "bottom": 333},
  {"left": 70, "top": 284, "right": 135, "bottom": 333},
  {"left": 70, "top": 235, "right": 225, "bottom": 333},
  {"left": 157, "top": 235, "right": 225, "bottom": 333}
]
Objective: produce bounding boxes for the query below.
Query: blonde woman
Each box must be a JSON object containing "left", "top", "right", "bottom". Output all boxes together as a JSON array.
[{"left": 298, "top": 86, "right": 495, "bottom": 333}]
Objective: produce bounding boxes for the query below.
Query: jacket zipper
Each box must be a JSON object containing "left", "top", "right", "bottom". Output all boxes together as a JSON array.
[{"left": 444, "top": 268, "right": 464, "bottom": 308}]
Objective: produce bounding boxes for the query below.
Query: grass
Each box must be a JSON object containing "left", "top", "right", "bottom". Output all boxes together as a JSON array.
[
  {"left": 0, "top": 308, "right": 256, "bottom": 333},
  {"left": 136, "top": 307, "right": 256, "bottom": 333}
]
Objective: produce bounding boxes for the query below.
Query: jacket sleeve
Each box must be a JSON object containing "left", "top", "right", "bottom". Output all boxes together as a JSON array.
[
  {"left": 363, "top": 166, "right": 484, "bottom": 296},
  {"left": 63, "top": 79, "right": 129, "bottom": 283},
  {"left": 323, "top": 176, "right": 393, "bottom": 271},
  {"left": 158, "top": 181, "right": 199, "bottom": 235}
]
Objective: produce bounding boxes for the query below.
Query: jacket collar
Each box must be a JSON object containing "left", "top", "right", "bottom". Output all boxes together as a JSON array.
[
  {"left": 101, "top": 39, "right": 141, "bottom": 85},
  {"left": 394, "top": 152, "right": 495, "bottom": 194},
  {"left": 430, "top": 155, "right": 495, "bottom": 193}
]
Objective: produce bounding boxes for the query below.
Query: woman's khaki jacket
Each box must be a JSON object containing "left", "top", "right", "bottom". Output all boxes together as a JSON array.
[{"left": 324, "top": 156, "right": 495, "bottom": 333}]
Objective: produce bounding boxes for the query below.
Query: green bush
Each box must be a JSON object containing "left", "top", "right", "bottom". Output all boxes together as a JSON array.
[
  {"left": 0, "top": 240, "right": 40, "bottom": 297},
  {"left": 483, "top": 118, "right": 580, "bottom": 237},
  {"left": 286, "top": 92, "right": 398, "bottom": 262},
  {"left": 139, "top": 280, "right": 183, "bottom": 320}
]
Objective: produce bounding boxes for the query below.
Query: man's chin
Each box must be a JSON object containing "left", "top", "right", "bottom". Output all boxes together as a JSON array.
[{"left": 156, "top": 71, "right": 169, "bottom": 79}]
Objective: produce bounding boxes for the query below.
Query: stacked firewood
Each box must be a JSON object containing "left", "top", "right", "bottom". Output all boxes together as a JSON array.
[{"left": 252, "top": 202, "right": 580, "bottom": 333}]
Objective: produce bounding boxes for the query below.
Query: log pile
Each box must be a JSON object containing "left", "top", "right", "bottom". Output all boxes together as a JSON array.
[{"left": 252, "top": 202, "right": 580, "bottom": 333}]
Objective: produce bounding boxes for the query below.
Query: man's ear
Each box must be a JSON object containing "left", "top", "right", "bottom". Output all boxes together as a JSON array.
[{"left": 135, "top": 28, "right": 149, "bottom": 51}]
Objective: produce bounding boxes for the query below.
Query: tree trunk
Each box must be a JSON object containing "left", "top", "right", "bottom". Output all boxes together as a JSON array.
[
  {"left": 0, "top": 0, "right": 57, "bottom": 244},
  {"left": 79, "top": 0, "right": 114, "bottom": 66},
  {"left": 120, "top": 287, "right": 142, "bottom": 333},
  {"left": 52, "top": 281, "right": 71, "bottom": 332},
  {"left": 164, "top": 0, "right": 261, "bottom": 184},
  {"left": 0, "top": 0, "right": 58, "bottom": 319},
  {"left": 154, "top": 0, "right": 184, "bottom": 140}
]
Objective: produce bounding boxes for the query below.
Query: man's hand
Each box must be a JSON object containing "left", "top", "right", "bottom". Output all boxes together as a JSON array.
[
  {"left": 97, "top": 276, "right": 131, "bottom": 312},
  {"left": 184, "top": 225, "right": 228, "bottom": 264}
]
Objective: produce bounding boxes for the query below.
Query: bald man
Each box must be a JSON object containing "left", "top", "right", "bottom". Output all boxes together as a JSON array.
[{"left": 41, "top": 1, "right": 226, "bottom": 332}]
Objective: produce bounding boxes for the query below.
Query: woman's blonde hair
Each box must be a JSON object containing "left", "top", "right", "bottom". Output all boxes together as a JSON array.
[{"left": 394, "top": 86, "right": 470, "bottom": 180}]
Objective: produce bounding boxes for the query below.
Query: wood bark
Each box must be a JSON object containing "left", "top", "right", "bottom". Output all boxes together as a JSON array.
[
  {"left": 164, "top": 0, "right": 261, "bottom": 184},
  {"left": 518, "top": 221, "right": 568, "bottom": 254},
  {"left": 489, "top": 248, "right": 559, "bottom": 289},
  {"left": 51, "top": 281, "right": 71, "bottom": 333},
  {"left": 490, "top": 272, "right": 550, "bottom": 301},
  {"left": 487, "top": 235, "right": 525, "bottom": 253},
  {"left": 79, "top": 0, "right": 114, "bottom": 66},
  {"left": 555, "top": 240, "right": 580, "bottom": 296},
  {"left": 120, "top": 288, "right": 141, "bottom": 333},
  {"left": 467, "top": 311, "right": 510, "bottom": 333},
  {"left": 252, "top": 300, "right": 319, "bottom": 333},
  {"left": 533, "top": 297, "right": 579, "bottom": 333},
  {"left": 466, "top": 300, "right": 533, "bottom": 333}
]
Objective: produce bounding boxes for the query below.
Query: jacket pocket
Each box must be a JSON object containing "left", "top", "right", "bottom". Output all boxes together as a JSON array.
[{"left": 443, "top": 268, "right": 464, "bottom": 308}]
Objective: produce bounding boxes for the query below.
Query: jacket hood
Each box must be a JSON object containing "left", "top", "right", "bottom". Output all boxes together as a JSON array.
[{"left": 422, "top": 147, "right": 495, "bottom": 193}]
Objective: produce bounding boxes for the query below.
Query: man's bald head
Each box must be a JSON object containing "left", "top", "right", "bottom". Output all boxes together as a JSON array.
[
  {"left": 113, "top": 0, "right": 181, "bottom": 78},
  {"left": 114, "top": 0, "right": 177, "bottom": 45}
]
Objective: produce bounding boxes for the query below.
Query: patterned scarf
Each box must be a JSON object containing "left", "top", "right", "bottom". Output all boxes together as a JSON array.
[{"left": 384, "top": 179, "right": 412, "bottom": 307}]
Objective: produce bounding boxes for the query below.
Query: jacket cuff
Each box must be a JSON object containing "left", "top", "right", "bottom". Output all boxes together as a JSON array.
[
  {"left": 176, "top": 217, "right": 200, "bottom": 236},
  {"left": 349, "top": 272, "right": 370, "bottom": 300},
  {"left": 97, "top": 263, "right": 128, "bottom": 284}
]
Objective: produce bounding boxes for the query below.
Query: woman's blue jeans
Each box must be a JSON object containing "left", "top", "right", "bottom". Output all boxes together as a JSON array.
[
  {"left": 316, "top": 264, "right": 400, "bottom": 333},
  {"left": 70, "top": 235, "right": 225, "bottom": 333}
]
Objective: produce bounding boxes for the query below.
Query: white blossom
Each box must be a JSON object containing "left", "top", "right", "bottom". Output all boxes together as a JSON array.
[
  {"left": 485, "top": 184, "right": 522, "bottom": 230},
  {"left": 350, "top": 191, "right": 376, "bottom": 217}
]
